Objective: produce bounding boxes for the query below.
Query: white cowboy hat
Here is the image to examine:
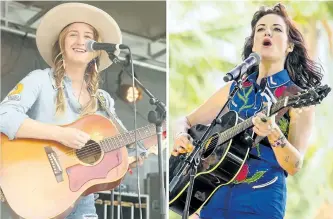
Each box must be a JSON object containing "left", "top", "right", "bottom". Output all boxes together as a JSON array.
[{"left": 36, "top": 2, "right": 122, "bottom": 71}]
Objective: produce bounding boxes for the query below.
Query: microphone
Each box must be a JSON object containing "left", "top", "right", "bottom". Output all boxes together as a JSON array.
[
  {"left": 223, "top": 52, "right": 261, "bottom": 82},
  {"left": 85, "top": 40, "right": 128, "bottom": 53}
]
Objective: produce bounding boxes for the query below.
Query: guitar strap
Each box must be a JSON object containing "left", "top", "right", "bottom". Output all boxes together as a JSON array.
[
  {"left": 96, "top": 91, "right": 146, "bottom": 155},
  {"left": 253, "top": 84, "right": 303, "bottom": 146},
  {"left": 96, "top": 91, "right": 127, "bottom": 134}
]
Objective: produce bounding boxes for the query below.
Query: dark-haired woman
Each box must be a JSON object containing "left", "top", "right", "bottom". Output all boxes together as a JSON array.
[{"left": 172, "top": 4, "right": 323, "bottom": 219}]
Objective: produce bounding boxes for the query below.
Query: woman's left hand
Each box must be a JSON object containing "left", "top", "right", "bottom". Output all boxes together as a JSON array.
[
  {"left": 252, "top": 112, "right": 278, "bottom": 137},
  {"left": 129, "top": 156, "right": 145, "bottom": 168}
]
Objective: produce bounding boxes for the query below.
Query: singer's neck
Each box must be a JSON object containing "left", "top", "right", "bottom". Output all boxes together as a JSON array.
[
  {"left": 65, "top": 62, "right": 87, "bottom": 83},
  {"left": 257, "top": 60, "right": 284, "bottom": 84}
]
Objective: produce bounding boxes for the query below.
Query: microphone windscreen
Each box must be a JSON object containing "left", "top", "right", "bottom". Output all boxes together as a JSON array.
[
  {"left": 85, "top": 40, "right": 96, "bottom": 52},
  {"left": 249, "top": 52, "right": 261, "bottom": 65}
]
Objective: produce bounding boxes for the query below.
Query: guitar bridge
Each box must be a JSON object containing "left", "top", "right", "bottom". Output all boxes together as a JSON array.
[{"left": 45, "top": 146, "right": 63, "bottom": 183}]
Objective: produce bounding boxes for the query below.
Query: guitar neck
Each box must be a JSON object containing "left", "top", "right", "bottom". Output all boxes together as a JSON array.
[
  {"left": 219, "top": 98, "right": 286, "bottom": 142},
  {"left": 100, "top": 124, "right": 158, "bottom": 152}
]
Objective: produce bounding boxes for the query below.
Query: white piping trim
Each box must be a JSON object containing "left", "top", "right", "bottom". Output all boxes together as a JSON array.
[
  {"left": 267, "top": 78, "right": 290, "bottom": 89},
  {"left": 265, "top": 87, "right": 278, "bottom": 103},
  {"left": 270, "top": 76, "right": 278, "bottom": 86},
  {"left": 252, "top": 176, "right": 278, "bottom": 189}
]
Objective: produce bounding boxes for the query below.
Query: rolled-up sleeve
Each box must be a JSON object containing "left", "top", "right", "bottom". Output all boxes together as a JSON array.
[
  {"left": 0, "top": 70, "right": 44, "bottom": 140},
  {"left": 101, "top": 90, "right": 148, "bottom": 157}
]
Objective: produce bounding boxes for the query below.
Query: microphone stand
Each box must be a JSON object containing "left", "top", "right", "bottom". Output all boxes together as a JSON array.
[
  {"left": 169, "top": 72, "right": 248, "bottom": 219},
  {"left": 108, "top": 52, "right": 166, "bottom": 219},
  {"left": 110, "top": 189, "right": 114, "bottom": 219}
]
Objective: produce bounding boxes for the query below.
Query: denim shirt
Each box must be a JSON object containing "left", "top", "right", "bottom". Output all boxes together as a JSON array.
[{"left": 0, "top": 68, "right": 147, "bottom": 156}]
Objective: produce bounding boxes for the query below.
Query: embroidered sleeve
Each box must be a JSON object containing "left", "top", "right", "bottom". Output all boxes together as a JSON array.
[{"left": 0, "top": 70, "right": 46, "bottom": 140}]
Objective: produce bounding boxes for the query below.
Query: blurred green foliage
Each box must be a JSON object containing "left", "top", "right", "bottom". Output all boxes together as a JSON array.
[{"left": 169, "top": 1, "right": 333, "bottom": 219}]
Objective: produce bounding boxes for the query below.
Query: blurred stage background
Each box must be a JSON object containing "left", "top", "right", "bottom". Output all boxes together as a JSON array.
[
  {"left": 169, "top": 1, "right": 333, "bottom": 219},
  {"left": 0, "top": 1, "right": 166, "bottom": 219}
]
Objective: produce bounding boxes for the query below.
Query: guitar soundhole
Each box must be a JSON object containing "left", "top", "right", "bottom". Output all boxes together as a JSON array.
[
  {"left": 203, "top": 134, "right": 219, "bottom": 158},
  {"left": 75, "top": 140, "right": 102, "bottom": 165}
]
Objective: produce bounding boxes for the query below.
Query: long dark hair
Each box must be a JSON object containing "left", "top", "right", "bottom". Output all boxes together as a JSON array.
[{"left": 243, "top": 3, "right": 323, "bottom": 89}]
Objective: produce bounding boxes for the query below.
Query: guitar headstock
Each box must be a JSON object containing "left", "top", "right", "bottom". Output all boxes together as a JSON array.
[
  {"left": 268, "top": 85, "right": 331, "bottom": 115},
  {"left": 286, "top": 85, "right": 331, "bottom": 108}
]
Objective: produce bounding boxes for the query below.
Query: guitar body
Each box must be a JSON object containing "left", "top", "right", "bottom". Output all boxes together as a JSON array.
[
  {"left": 0, "top": 114, "right": 129, "bottom": 219},
  {"left": 169, "top": 111, "right": 251, "bottom": 215}
]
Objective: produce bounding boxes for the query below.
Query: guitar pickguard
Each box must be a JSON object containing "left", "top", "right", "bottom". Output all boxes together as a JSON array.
[{"left": 66, "top": 149, "right": 122, "bottom": 192}]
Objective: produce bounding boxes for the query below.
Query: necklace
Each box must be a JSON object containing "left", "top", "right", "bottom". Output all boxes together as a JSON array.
[{"left": 76, "top": 78, "right": 85, "bottom": 104}]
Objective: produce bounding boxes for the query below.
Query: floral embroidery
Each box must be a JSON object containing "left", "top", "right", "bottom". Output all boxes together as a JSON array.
[
  {"left": 237, "top": 86, "right": 255, "bottom": 112},
  {"left": 274, "top": 85, "right": 287, "bottom": 98},
  {"left": 235, "top": 163, "right": 249, "bottom": 181},
  {"left": 234, "top": 170, "right": 266, "bottom": 184},
  {"left": 242, "top": 81, "right": 252, "bottom": 88}
]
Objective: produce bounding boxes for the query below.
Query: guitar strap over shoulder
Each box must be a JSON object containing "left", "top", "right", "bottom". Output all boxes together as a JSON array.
[
  {"left": 96, "top": 91, "right": 148, "bottom": 157},
  {"left": 253, "top": 84, "right": 303, "bottom": 146},
  {"left": 95, "top": 91, "right": 127, "bottom": 134}
]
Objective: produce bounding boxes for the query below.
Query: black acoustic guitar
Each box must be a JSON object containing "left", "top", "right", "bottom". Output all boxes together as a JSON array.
[{"left": 169, "top": 85, "right": 331, "bottom": 216}]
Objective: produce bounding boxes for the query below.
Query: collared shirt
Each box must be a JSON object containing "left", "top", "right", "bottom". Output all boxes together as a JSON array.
[
  {"left": 230, "top": 69, "right": 292, "bottom": 120},
  {"left": 0, "top": 68, "right": 147, "bottom": 156}
]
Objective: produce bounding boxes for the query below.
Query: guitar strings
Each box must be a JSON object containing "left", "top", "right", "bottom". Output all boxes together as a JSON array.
[
  {"left": 58, "top": 133, "right": 151, "bottom": 159},
  {"left": 61, "top": 130, "right": 145, "bottom": 156},
  {"left": 178, "top": 99, "right": 286, "bottom": 156},
  {"left": 58, "top": 142, "right": 125, "bottom": 159},
  {"left": 63, "top": 124, "right": 162, "bottom": 155},
  {"left": 59, "top": 124, "right": 166, "bottom": 157},
  {"left": 58, "top": 133, "right": 164, "bottom": 162},
  {"left": 196, "top": 118, "right": 255, "bottom": 152}
]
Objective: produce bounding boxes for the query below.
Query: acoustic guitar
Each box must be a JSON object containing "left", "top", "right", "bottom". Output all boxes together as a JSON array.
[
  {"left": 0, "top": 114, "right": 165, "bottom": 219},
  {"left": 169, "top": 85, "right": 330, "bottom": 216}
]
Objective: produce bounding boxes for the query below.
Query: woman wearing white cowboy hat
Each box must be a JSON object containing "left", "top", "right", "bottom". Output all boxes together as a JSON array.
[{"left": 0, "top": 2, "right": 156, "bottom": 219}]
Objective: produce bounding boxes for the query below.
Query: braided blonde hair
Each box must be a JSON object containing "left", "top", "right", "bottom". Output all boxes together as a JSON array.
[{"left": 51, "top": 23, "right": 102, "bottom": 117}]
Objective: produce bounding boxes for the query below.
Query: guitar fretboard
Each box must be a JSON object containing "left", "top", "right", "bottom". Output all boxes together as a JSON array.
[
  {"left": 218, "top": 98, "right": 286, "bottom": 143},
  {"left": 100, "top": 124, "right": 157, "bottom": 152}
]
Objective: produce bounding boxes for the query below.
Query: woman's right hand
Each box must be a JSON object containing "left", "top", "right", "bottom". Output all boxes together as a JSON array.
[
  {"left": 172, "top": 117, "right": 195, "bottom": 156},
  {"left": 55, "top": 127, "right": 91, "bottom": 149}
]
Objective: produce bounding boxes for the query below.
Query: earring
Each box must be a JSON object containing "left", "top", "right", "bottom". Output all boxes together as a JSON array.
[
  {"left": 62, "top": 57, "right": 66, "bottom": 69},
  {"left": 94, "top": 60, "right": 98, "bottom": 72},
  {"left": 289, "top": 44, "right": 294, "bottom": 52}
]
